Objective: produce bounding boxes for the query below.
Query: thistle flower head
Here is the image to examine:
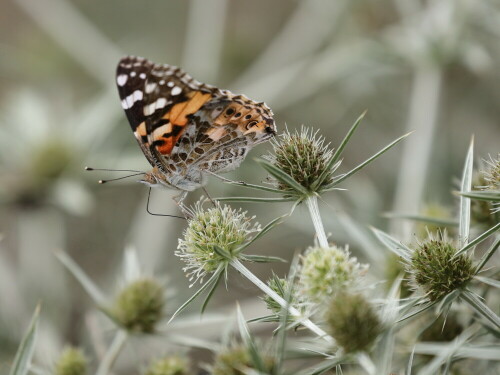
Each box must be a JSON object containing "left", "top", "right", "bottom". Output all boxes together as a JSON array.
[
  {"left": 144, "top": 356, "right": 189, "bottom": 375},
  {"left": 481, "top": 153, "right": 500, "bottom": 190},
  {"left": 298, "top": 245, "right": 368, "bottom": 304},
  {"left": 325, "top": 292, "right": 382, "bottom": 354},
  {"left": 112, "top": 277, "right": 165, "bottom": 333},
  {"left": 263, "top": 276, "right": 295, "bottom": 314},
  {"left": 54, "top": 347, "right": 87, "bottom": 375},
  {"left": 176, "top": 199, "right": 261, "bottom": 285},
  {"left": 409, "top": 235, "right": 474, "bottom": 301},
  {"left": 267, "top": 126, "right": 335, "bottom": 194}
]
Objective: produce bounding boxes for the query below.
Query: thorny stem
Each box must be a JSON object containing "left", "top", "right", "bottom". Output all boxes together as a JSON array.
[
  {"left": 95, "top": 330, "right": 127, "bottom": 375},
  {"left": 305, "top": 195, "right": 329, "bottom": 248},
  {"left": 230, "top": 259, "right": 334, "bottom": 344}
]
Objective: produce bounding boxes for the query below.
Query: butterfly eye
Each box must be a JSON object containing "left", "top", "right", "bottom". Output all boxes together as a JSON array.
[
  {"left": 226, "top": 108, "right": 235, "bottom": 116},
  {"left": 246, "top": 121, "right": 258, "bottom": 130}
]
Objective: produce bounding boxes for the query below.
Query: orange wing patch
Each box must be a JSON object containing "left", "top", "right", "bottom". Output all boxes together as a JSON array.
[{"left": 153, "top": 91, "right": 212, "bottom": 155}]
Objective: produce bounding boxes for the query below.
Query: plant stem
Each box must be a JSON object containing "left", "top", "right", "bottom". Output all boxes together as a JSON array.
[
  {"left": 305, "top": 195, "right": 329, "bottom": 247},
  {"left": 230, "top": 259, "right": 334, "bottom": 343},
  {"left": 96, "top": 330, "right": 127, "bottom": 375},
  {"left": 391, "top": 66, "right": 443, "bottom": 238}
]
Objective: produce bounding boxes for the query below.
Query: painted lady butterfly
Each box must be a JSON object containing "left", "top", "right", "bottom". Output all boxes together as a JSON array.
[{"left": 116, "top": 56, "right": 276, "bottom": 202}]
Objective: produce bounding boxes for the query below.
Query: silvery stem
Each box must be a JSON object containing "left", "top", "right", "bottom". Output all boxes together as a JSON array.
[
  {"left": 305, "top": 195, "right": 329, "bottom": 248},
  {"left": 95, "top": 330, "right": 127, "bottom": 375},
  {"left": 230, "top": 259, "right": 334, "bottom": 343}
]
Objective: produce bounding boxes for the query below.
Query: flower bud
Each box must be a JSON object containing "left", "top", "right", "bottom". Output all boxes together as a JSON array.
[
  {"left": 211, "top": 344, "right": 274, "bottom": 375},
  {"left": 176, "top": 200, "right": 260, "bottom": 284},
  {"left": 144, "top": 356, "right": 189, "bottom": 375},
  {"left": 298, "top": 245, "right": 367, "bottom": 303},
  {"left": 325, "top": 293, "right": 382, "bottom": 354},
  {"left": 112, "top": 278, "right": 165, "bottom": 333},
  {"left": 410, "top": 238, "right": 473, "bottom": 301},
  {"left": 268, "top": 127, "right": 334, "bottom": 194},
  {"left": 54, "top": 347, "right": 87, "bottom": 375}
]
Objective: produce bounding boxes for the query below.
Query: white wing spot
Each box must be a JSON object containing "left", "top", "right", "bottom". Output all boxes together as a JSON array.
[
  {"left": 139, "top": 73, "right": 146, "bottom": 79},
  {"left": 143, "top": 98, "right": 171, "bottom": 116},
  {"left": 159, "top": 80, "right": 165, "bottom": 85},
  {"left": 122, "top": 90, "right": 143, "bottom": 109},
  {"left": 145, "top": 82, "right": 157, "bottom": 94},
  {"left": 156, "top": 98, "right": 169, "bottom": 109},
  {"left": 171, "top": 86, "right": 182, "bottom": 96},
  {"left": 143, "top": 103, "right": 156, "bottom": 116},
  {"left": 130, "top": 71, "right": 137, "bottom": 77},
  {"left": 167, "top": 81, "right": 174, "bottom": 87},
  {"left": 117, "top": 74, "right": 128, "bottom": 86}
]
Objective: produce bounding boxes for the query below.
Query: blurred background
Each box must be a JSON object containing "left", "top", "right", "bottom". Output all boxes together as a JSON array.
[{"left": 0, "top": 0, "right": 499, "bottom": 371}]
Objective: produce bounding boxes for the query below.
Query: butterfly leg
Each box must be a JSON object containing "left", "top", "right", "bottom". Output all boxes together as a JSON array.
[
  {"left": 202, "top": 186, "right": 216, "bottom": 207},
  {"left": 205, "top": 170, "right": 248, "bottom": 187},
  {"left": 146, "top": 187, "right": 185, "bottom": 219},
  {"left": 172, "top": 191, "right": 193, "bottom": 219}
]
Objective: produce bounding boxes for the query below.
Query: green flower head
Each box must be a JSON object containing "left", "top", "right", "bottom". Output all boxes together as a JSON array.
[
  {"left": 176, "top": 199, "right": 261, "bottom": 285},
  {"left": 298, "top": 245, "right": 368, "bottom": 303},
  {"left": 210, "top": 343, "right": 275, "bottom": 375},
  {"left": 144, "top": 356, "right": 189, "bottom": 375},
  {"left": 325, "top": 292, "right": 382, "bottom": 354},
  {"left": 409, "top": 235, "right": 474, "bottom": 301},
  {"left": 267, "top": 127, "right": 334, "bottom": 195},
  {"left": 54, "top": 347, "right": 87, "bottom": 375},
  {"left": 112, "top": 277, "right": 165, "bottom": 333}
]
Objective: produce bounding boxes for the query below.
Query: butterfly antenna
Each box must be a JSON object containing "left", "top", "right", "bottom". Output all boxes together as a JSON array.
[
  {"left": 85, "top": 166, "right": 144, "bottom": 173},
  {"left": 98, "top": 172, "right": 145, "bottom": 184},
  {"left": 146, "top": 188, "right": 185, "bottom": 220}
]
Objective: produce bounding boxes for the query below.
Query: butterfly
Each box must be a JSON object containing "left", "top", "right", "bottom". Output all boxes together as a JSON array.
[{"left": 115, "top": 56, "right": 277, "bottom": 204}]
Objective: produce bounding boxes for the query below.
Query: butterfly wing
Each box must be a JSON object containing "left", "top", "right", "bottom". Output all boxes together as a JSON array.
[
  {"left": 116, "top": 56, "right": 218, "bottom": 169},
  {"left": 116, "top": 56, "right": 276, "bottom": 191}
]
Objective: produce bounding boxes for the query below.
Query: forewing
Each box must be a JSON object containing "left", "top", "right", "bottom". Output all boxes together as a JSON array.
[{"left": 116, "top": 56, "right": 218, "bottom": 166}]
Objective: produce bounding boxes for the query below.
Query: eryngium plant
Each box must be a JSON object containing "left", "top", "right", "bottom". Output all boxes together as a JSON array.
[
  {"left": 144, "top": 356, "right": 190, "bottom": 375},
  {"left": 210, "top": 344, "right": 275, "bottom": 375},
  {"left": 270, "top": 127, "right": 334, "bottom": 194},
  {"left": 54, "top": 347, "right": 88, "bottom": 375},
  {"left": 325, "top": 292, "right": 382, "bottom": 354},
  {"left": 176, "top": 199, "right": 261, "bottom": 285},
  {"left": 112, "top": 278, "right": 165, "bottom": 333},
  {"left": 297, "top": 245, "right": 367, "bottom": 304},
  {"left": 253, "top": 113, "right": 409, "bottom": 202},
  {"left": 409, "top": 236, "right": 474, "bottom": 301}
]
